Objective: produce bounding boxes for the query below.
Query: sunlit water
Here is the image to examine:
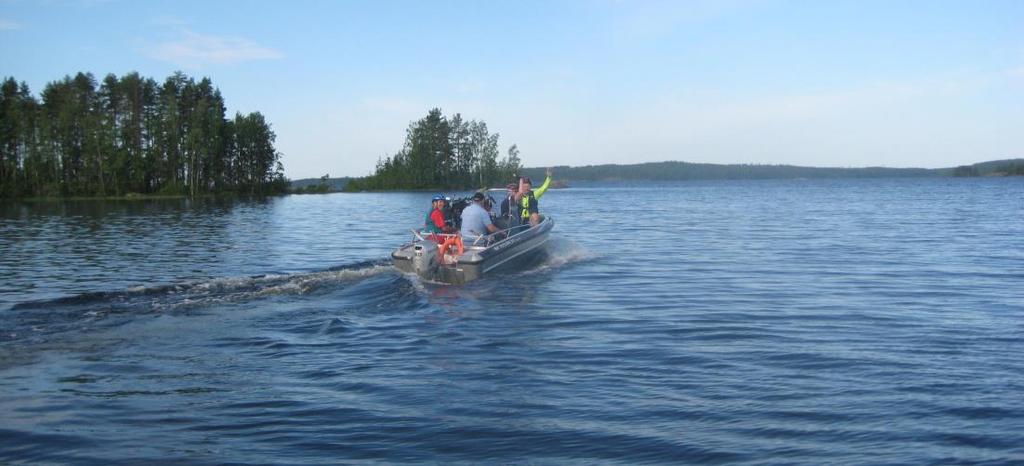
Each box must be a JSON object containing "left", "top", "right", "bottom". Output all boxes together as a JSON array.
[{"left": 1, "top": 178, "right": 1022, "bottom": 464}]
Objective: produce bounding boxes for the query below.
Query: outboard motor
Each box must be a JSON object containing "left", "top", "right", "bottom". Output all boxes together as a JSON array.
[
  {"left": 412, "top": 240, "right": 440, "bottom": 279},
  {"left": 449, "top": 198, "right": 470, "bottom": 230}
]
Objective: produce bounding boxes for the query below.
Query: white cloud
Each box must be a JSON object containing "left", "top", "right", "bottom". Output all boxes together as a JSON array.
[
  {"left": 145, "top": 30, "right": 283, "bottom": 69},
  {"left": 0, "top": 18, "right": 23, "bottom": 31}
]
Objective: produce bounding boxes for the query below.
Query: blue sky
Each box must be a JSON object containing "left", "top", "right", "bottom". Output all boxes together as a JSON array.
[{"left": 2, "top": 0, "right": 1022, "bottom": 179}]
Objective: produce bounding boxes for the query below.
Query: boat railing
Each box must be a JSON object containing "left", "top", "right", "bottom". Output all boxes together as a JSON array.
[
  {"left": 495, "top": 223, "right": 532, "bottom": 238},
  {"left": 410, "top": 215, "right": 547, "bottom": 248},
  {"left": 407, "top": 231, "right": 490, "bottom": 249},
  {"left": 411, "top": 230, "right": 460, "bottom": 240},
  {"left": 403, "top": 230, "right": 458, "bottom": 248},
  {"left": 477, "top": 216, "right": 548, "bottom": 247}
]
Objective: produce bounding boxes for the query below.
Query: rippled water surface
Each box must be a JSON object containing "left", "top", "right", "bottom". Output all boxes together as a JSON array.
[{"left": 2, "top": 178, "right": 1023, "bottom": 464}]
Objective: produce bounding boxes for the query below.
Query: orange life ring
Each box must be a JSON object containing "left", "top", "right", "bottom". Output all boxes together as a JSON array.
[{"left": 437, "top": 235, "right": 464, "bottom": 264}]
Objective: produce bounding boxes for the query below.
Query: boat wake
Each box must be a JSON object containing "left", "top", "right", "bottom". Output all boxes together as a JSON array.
[
  {"left": 535, "top": 237, "right": 599, "bottom": 271},
  {"left": 1, "top": 259, "right": 395, "bottom": 346},
  {"left": 1, "top": 242, "right": 596, "bottom": 350}
]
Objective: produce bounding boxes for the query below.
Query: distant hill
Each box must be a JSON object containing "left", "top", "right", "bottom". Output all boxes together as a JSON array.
[
  {"left": 516, "top": 159, "right": 1024, "bottom": 183},
  {"left": 949, "top": 159, "right": 1024, "bottom": 177},
  {"left": 306, "top": 158, "right": 1023, "bottom": 193}
]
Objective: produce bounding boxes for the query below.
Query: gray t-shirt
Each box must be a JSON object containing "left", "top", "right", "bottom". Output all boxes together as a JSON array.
[{"left": 460, "top": 202, "right": 493, "bottom": 240}]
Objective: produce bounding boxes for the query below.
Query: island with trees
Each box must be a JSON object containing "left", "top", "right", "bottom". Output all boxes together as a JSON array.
[
  {"left": 342, "top": 108, "right": 522, "bottom": 192},
  {"left": 0, "top": 72, "right": 287, "bottom": 199}
]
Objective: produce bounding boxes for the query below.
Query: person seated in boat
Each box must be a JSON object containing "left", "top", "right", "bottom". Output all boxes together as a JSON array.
[
  {"left": 442, "top": 195, "right": 455, "bottom": 230},
  {"left": 424, "top": 194, "right": 453, "bottom": 241},
  {"left": 518, "top": 167, "right": 553, "bottom": 226},
  {"left": 497, "top": 182, "right": 520, "bottom": 230},
  {"left": 460, "top": 191, "right": 499, "bottom": 244}
]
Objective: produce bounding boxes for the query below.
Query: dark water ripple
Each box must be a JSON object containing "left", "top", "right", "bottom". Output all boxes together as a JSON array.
[{"left": 2, "top": 179, "right": 1024, "bottom": 464}]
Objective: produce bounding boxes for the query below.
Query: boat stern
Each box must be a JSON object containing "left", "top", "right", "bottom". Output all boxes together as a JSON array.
[{"left": 392, "top": 241, "right": 440, "bottom": 279}]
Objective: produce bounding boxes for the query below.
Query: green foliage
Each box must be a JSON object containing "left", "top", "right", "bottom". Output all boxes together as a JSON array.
[
  {"left": 994, "top": 162, "right": 1024, "bottom": 176},
  {"left": 953, "top": 165, "right": 979, "bottom": 177},
  {"left": 0, "top": 72, "right": 288, "bottom": 198},
  {"left": 157, "top": 182, "right": 186, "bottom": 196},
  {"left": 296, "top": 184, "right": 329, "bottom": 194},
  {"left": 294, "top": 174, "right": 331, "bottom": 194},
  {"left": 951, "top": 159, "right": 1024, "bottom": 177},
  {"left": 289, "top": 176, "right": 351, "bottom": 193},
  {"left": 345, "top": 108, "right": 521, "bottom": 191}
]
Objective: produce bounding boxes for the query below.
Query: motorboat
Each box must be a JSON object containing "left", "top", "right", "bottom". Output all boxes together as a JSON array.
[{"left": 393, "top": 200, "right": 555, "bottom": 284}]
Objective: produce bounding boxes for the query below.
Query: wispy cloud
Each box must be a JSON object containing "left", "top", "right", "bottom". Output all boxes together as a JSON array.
[
  {"left": 145, "top": 30, "right": 284, "bottom": 69},
  {"left": 0, "top": 18, "right": 23, "bottom": 31}
]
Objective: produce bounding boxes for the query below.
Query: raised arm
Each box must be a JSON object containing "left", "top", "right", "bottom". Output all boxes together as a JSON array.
[{"left": 534, "top": 168, "right": 553, "bottom": 199}]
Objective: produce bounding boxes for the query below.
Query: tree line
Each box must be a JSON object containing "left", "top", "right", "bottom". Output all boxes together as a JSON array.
[
  {"left": 515, "top": 159, "right": 1024, "bottom": 182},
  {"left": 344, "top": 108, "right": 522, "bottom": 191},
  {"left": 517, "top": 161, "right": 946, "bottom": 182},
  {"left": 0, "top": 72, "right": 287, "bottom": 198},
  {"left": 952, "top": 159, "right": 1024, "bottom": 177}
]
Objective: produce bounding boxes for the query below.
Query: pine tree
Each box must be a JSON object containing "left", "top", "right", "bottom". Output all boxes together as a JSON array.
[{"left": 0, "top": 71, "right": 287, "bottom": 198}]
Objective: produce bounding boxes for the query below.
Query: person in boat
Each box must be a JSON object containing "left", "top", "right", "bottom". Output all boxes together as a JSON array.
[
  {"left": 460, "top": 191, "right": 499, "bottom": 244},
  {"left": 424, "top": 194, "right": 453, "bottom": 241},
  {"left": 497, "top": 182, "right": 520, "bottom": 230},
  {"left": 518, "top": 167, "right": 553, "bottom": 226}
]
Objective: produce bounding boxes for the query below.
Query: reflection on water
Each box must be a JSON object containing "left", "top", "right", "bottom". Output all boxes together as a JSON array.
[{"left": 1, "top": 194, "right": 416, "bottom": 307}]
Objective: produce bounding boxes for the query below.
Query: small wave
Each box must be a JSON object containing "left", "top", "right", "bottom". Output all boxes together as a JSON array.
[
  {"left": 536, "top": 238, "right": 599, "bottom": 271},
  {"left": 13, "top": 260, "right": 393, "bottom": 310},
  {"left": 1, "top": 260, "right": 395, "bottom": 344},
  {"left": 256, "top": 264, "right": 395, "bottom": 297}
]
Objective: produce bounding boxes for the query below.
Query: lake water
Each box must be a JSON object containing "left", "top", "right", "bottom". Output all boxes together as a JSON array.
[{"left": 1, "top": 178, "right": 1022, "bottom": 464}]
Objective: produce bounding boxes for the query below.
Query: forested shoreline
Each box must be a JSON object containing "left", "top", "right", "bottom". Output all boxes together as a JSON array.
[
  {"left": 0, "top": 72, "right": 287, "bottom": 199},
  {"left": 514, "top": 159, "right": 1024, "bottom": 182},
  {"left": 343, "top": 108, "right": 521, "bottom": 191}
]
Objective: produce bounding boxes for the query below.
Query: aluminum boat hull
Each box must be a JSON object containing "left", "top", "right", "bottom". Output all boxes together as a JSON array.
[{"left": 393, "top": 216, "right": 554, "bottom": 284}]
